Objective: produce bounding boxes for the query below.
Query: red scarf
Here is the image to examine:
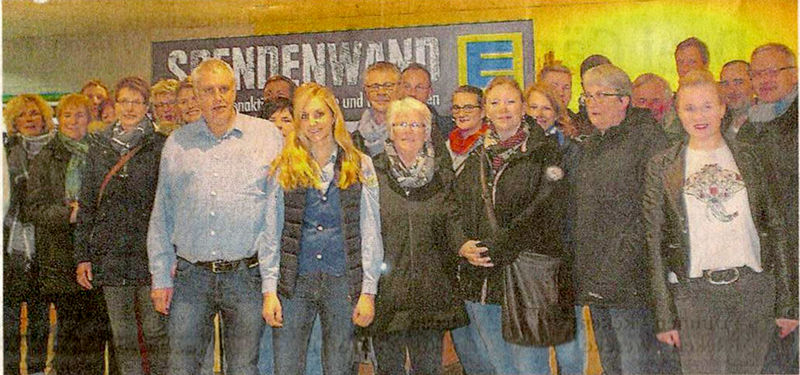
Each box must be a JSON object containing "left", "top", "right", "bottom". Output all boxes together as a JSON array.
[{"left": 448, "top": 123, "right": 489, "bottom": 155}]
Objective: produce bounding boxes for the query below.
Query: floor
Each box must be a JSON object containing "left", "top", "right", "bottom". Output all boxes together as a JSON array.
[{"left": 14, "top": 304, "right": 603, "bottom": 375}]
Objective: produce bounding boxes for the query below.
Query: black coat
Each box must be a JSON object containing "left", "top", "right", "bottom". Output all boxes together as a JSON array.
[
  {"left": 449, "top": 124, "right": 570, "bottom": 305},
  {"left": 74, "top": 130, "right": 165, "bottom": 286},
  {"left": 4, "top": 135, "right": 50, "bottom": 300},
  {"left": 570, "top": 107, "right": 669, "bottom": 307},
  {"left": 24, "top": 138, "right": 84, "bottom": 295},
  {"left": 737, "top": 98, "right": 798, "bottom": 296},
  {"left": 644, "top": 140, "right": 797, "bottom": 332},
  {"left": 369, "top": 152, "right": 468, "bottom": 334}
]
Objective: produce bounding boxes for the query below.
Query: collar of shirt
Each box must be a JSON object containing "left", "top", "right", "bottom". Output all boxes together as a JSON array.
[
  {"left": 196, "top": 116, "right": 244, "bottom": 142},
  {"left": 544, "top": 124, "right": 565, "bottom": 146},
  {"left": 315, "top": 147, "right": 339, "bottom": 191}
]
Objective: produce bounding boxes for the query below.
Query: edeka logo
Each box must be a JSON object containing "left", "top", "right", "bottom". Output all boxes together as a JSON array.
[{"left": 457, "top": 33, "right": 524, "bottom": 89}]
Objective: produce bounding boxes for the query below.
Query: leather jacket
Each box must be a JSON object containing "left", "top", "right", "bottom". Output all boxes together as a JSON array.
[{"left": 643, "top": 139, "right": 797, "bottom": 333}]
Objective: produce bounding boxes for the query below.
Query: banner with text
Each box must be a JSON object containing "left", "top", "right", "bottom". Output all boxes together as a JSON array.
[{"left": 152, "top": 20, "right": 534, "bottom": 121}]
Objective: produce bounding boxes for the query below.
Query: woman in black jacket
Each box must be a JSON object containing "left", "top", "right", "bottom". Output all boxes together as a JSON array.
[
  {"left": 74, "top": 76, "right": 169, "bottom": 375},
  {"left": 645, "top": 70, "right": 797, "bottom": 373},
  {"left": 3, "top": 93, "right": 54, "bottom": 375},
  {"left": 449, "top": 76, "right": 574, "bottom": 374},
  {"left": 370, "top": 97, "right": 466, "bottom": 374},
  {"left": 25, "top": 93, "right": 110, "bottom": 374}
]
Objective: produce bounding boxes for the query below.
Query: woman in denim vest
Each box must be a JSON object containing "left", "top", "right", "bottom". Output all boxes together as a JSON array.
[{"left": 264, "top": 82, "right": 383, "bottom": 374}]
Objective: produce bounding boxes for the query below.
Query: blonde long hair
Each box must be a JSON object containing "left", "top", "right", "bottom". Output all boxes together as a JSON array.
[{"left": 271, "top": 82, "right": 364, "bottom": 190}]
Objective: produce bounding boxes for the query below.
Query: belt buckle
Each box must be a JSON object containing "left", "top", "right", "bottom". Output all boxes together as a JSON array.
[
  {"left": 211, "top": 260, "right": 234, "bottom": 273},
  {"left": 704, "top": 268, "right": 740, "bottom": 285}
]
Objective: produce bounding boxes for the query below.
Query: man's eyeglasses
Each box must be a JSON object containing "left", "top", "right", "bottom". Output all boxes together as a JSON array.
[
  {"left": 391, "top": 122, "right": 426, "bottom": 129},
  {"left": 579, "top": 92, "right": 625, "bottom": 104},
  {"left": 452, "top": 104, "right": 481, "bottom": 113},
  {"left": 750, "top": 66, "right": 796, "bottom": 79},
  {"left": 365, "top": 82, "right": 397, "bottom": 92}
]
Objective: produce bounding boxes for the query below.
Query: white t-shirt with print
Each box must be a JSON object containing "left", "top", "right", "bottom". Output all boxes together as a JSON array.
[{"left": 683, "top": 144, "right": 762, "bottom": 278}]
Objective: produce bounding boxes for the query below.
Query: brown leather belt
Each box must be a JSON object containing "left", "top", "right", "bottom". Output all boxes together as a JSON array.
[{"left": 184, "top": 254, "right": 259, "bottom": 274}]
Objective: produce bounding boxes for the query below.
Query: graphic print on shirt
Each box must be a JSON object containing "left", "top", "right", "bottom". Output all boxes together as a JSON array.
[{"left": 683, "top": 163, "right": 745, "bottom": 222}]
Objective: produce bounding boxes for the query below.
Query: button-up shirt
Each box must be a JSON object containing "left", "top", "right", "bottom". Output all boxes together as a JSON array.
[
  {"left": 147, "top": 114, "right": 283, "bottom": 289},
  {"left": 261, "top": 149, "right": 384, "bottom": 294}
]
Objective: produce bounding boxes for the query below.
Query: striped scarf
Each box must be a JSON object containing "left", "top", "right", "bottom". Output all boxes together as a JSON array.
[{"left": 484, "top": 124, "right": 529, "bottom": 172}]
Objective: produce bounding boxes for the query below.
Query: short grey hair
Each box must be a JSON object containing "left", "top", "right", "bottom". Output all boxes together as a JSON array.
[
  {"left": 632, "top": 73, "right": 672, "bottom": 99},
  {"left": 191, "top": 58, "right": 235, "bottom": 89},
  {"left": 751, "top": 43, "right": 797, "bottom": 67},
  {"left": 386, "top": 97, "right": 433, "bottom": 140},
  {"left": 583, "top": 64, "right": 633, "bottom": 97}
]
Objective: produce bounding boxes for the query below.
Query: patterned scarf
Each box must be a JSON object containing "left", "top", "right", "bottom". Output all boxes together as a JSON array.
[
  {"left": 357, "top": 110, "right": 389, "bottom": 156},
  {"left": 21, "top": 132, "right": 54, "bottom": 160},
  {"left": 748, "top": 88, "right": 797, "bottom": 123},
  {"left": 385, "top": 140, "right": 436, "bottom": 189},
  {"left": 449, "top": 123, "right": 489, "bottom": 155},
  {"left": 110, "top": 117, "right": 154, "bottom": 155},
  {"left": 58, "top": 132, "right": 89, "bottom": 201},
  {"left": 484, "top": 123, "right": 529, "bottom": 172}
]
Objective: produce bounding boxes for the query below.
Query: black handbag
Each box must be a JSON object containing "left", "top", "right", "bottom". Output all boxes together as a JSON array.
[{"left": 478, "top": 148, "right": 575, "bottom": 347}]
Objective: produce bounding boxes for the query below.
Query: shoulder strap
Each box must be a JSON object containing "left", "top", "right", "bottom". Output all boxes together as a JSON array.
[
  {"left": 478, "top": 147, "right": 500, "bottom": 234},
  {"left": 96, "top": 145, "right": 144, "bottom": 206}
]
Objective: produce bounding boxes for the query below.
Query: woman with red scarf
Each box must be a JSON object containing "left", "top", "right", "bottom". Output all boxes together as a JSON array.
[{"left": 446, "top": 85, "right": 489, "bottom": 175}]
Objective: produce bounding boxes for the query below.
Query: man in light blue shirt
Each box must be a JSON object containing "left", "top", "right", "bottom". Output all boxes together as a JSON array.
[{"left": 148, "top": 58, "right": 283, "bottom": 375}]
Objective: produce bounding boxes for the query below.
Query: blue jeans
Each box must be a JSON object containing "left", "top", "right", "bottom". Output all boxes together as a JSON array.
[
  {"left": 451, "top": 302, "right": 586, "bottom": 375},
  {"left": 373, "top": 329, "right": 443, "bottom": 375},
  {"left": 763, "top": 329, "right": 799, "bottom": 374},
  {"left": 273, "top": 273, "right": 355, "bottom": 375},
  {"left": 258, "top": 315, "right": 323, "bottom": 375},
  {"left": 589, "top": 306, "right": 680, "bottom": 375},
  {"left": 168, "top": 258, "right": 264, "bottom": 375},
  {"left": 104, "top": 285, "right": 169, "bottom": 375}
]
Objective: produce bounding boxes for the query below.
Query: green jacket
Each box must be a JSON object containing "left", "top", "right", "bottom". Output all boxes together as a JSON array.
[
  {"left": 24, "top": 136, "right": 83, "bottom": 295},
  {"left": 643, "top": 139, "right": 797, "bottom": 333}
]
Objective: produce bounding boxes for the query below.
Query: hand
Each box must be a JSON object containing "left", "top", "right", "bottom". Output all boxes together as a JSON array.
[
  {"left": 76, "top": 262, "right": 93, "bottom": 290},
  {"left": 352, "top": 293, "right": 375, "bottom": 327},
  {"left": 151, "top": 287, "right": 174, "bottom": 315},
  {"left": 776, "top": 318, "right": 799, "bottom": 338},
  {"left": 263, "top": 292, "right": 283, "bottom": 327},
  {"left": 68, "top": 201, "right": 80, "bottom": 224},
  {"left": 656, "top": 330, "right": 681, "bottom": 348},
  {"left": 458, "top": 240, "right": 493, "bottom": 267}
]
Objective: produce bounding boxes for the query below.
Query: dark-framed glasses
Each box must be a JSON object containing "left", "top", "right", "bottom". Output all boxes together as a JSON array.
[
  {"left": 391, "top": 122, "right": 426, "bottom": 129},
  {"left": 365, "top": 82, "right": 397, "bottom": 92},
  {"left": 750, "top": 66, "right": 796, "bottom": 79},
  {"left": 452, "top": 104, "right": 481, "bottom": 113}
]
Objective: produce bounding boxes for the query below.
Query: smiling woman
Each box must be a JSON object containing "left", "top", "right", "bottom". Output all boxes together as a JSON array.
[
  {"left": 265, "top": 82, "right": 383, "bottom": 375},
  {"left": 645, "top": 70, "right": 798, "bottom": 373},
  {"left": 75, "top": 76, "right": 169, "bottom": 375},
  {"left": 23, "top": 93, "right": 111, "bottom": 374},
  {"left": 3, "top": 93, "right": 55, "bottom": 375}
]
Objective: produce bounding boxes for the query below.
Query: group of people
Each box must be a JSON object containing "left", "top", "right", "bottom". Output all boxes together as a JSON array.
[{"left": 2, "top": 35, "right": 797, "bottom": 375}]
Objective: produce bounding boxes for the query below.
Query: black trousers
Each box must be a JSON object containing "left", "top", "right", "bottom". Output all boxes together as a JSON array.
[{"left": 48, "top": 290, "right": 114, "bottom": 375}]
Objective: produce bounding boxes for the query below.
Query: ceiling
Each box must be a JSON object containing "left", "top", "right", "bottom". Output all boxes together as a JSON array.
[{"left": 2, "top": 0, "right": 585, "bottom": 39}]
